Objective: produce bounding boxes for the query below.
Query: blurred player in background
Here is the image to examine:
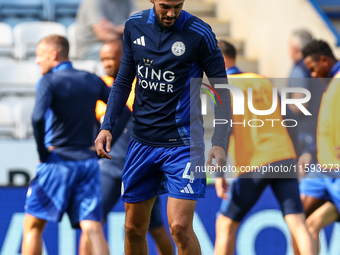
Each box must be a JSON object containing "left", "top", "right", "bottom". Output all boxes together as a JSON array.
[
  {"left": 292, "top": 39, "right": 340, "bottom": 254},
  {"left": 79, "top": 40, "right": 174, "bottom": 255},
  {"left": 95, "top": 0, "right": 231, "bottom": 254},
  {"left": 218, "top": 40, "right": 242, "bottom": 75},
  {"left": 288, "top": 29, "right": 323, "bottom": 169},
  {"left": 75, "top": 0, "right": 137, "bottom": 60},
  {"left": 22, "top": 35, "right": 110, "bottom": 255},
  {"left": 214, "top": 42, "right": 316, "bottom": 255}
]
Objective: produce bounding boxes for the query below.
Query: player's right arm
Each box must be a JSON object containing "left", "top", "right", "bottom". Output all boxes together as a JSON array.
[
  {"left": 31, "top": 76, "right": 53, "bottom": 162},
  {"left": 95, "top": 19, "right": 136, "bottom": 158}
]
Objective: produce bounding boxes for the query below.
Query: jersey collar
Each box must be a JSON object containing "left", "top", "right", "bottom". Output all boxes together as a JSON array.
[
  {"left": 226, "top": 66, "right": 242, "bottom": 75},
  {"left": 328, "top": 60, "right": 340, "bottom": 78},
  {"left": 51, "top": 61, "right": 73, "bottom": 73}
]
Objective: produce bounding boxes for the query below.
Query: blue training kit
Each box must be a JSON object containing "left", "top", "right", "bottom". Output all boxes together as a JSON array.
[
  {"left": 101, "top": 9, "right": 231, "bottom": 149},
  {"left": 32, "top": 61, "right": 110, "bottom": 162},
  {"left": 220, "top": 159, "right": 303, "bottom": 221},
  {"left": 27, "top": 62, "right": 110, "bottom": 227},
  {"left": 101, "top": 8, "right": 231, "bottom": 202}
]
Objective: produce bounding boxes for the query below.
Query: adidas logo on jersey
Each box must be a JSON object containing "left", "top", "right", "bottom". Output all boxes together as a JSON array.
[
  {"left": 180, "top": 183, "right": 195, "bottom": 194},
  {"left": 133, "top": 36, "right": 145, "bottom": 46}
]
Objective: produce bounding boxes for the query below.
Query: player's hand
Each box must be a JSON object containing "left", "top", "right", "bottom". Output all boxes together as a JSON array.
[
  {"left": 207, "top": 146, "right": 226, "bottom": 172},
  {"left": 94, "top": 130, "right": 112, "bottom": 160},
  {"left": 215, "top": 177, "right": 228, "bottom": 199},
  {"left": 297, "top": 152, "right": 312, "bottom": 177}
]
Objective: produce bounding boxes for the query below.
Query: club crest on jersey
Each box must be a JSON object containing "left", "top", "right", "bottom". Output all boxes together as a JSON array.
[{"left": 172, "top": 41, "right": 185, "bottom": 56}]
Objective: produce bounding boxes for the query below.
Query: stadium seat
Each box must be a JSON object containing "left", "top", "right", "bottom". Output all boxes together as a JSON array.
[
  {"left": 0, "top": 99, "right": 15, "bottom": 138},
  {"left": 13, "top": 96, "right": 35, "bottom": 139},
  {"left": 67, "top": 23, "right": 78, "bottom": 59},
  {"left": 13, "top": 21, "right": 66, "bottom": 60},
  {"left": 0, "top": 0, "right": 44, "bottom": 27},
  {"left": 0, "top": 22, "right": 14, "bottom": 59},
  {"left": 0, "top": 61, "right": 41, "bottom": 94},
  {"left": 45, "top": 0, "right": 80, "bottom": 27},
  {"left": 0, "top": 96, "right": 35, "bottom": 139},
  {"left": 72, "top": 60, "right": 97, "bottom": 73}
]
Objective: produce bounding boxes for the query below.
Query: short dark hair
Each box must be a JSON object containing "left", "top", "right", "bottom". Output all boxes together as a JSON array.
[
  {"left": 39, "top": 35, "right": 69, "bottom": 59},
  {"left": 218, "top": 40, "right": 236, "bottom": 59},
  {"left": 302, "top": 39, "right": 335, "bottom": 61}
]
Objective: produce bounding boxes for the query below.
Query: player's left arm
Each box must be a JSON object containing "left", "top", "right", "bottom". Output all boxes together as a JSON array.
[
  {"left": 31, "top": 77, "right": 53, "bottom": 162},
  {"left": 196, "top": 22, "right": 231, "bottom": 168}
]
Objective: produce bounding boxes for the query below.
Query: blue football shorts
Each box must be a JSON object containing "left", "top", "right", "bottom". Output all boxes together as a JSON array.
[
  {"left": 25, "top": 152, "right": 103, "bottom": 228},
  {"left": 220, "top": 158, "right": 303, "bottom": 221},
  {"left": 121, "top": 139, "right": 206, "bottom": 203},
  {"left": 300, "top": 170, "right": 340, "bottom": 212},
  {"left": 100, "top": 172, "right": 163, "bottom": 228}
]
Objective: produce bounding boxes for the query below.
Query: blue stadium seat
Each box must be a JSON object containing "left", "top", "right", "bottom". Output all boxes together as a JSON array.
[
  {"left": 0, "top": 0, "right": 44, "bottom": 27},
  {"left": 45, "top": 0, "right": 81, "bottom": 27}
]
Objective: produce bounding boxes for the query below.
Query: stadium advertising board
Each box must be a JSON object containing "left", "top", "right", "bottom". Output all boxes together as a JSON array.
[
  {"left": 0, "top": 187, "right": 339, "bottom": 255},
  {"left": 0, "top": 139, "right": 38, "bottom": 186}
]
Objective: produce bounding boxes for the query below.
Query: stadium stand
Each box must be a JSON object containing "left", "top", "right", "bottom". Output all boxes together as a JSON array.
[
  {"left": 0, "top": 99, "right": 15, "bottom": 138},
  {"left": 0, "top": 22, "right": 13, "bottom": 59},
  {"left": 72, "top": 60, "right": 97, "bottom": 73},
  {"left": 310, "top": 0, "right": 340, "bottom": 44},
  {"left": 0, "top": 96, "right": 34, "bottom": 139},
  {"left": 314, "top": 0, "right": 340, "bottom": 18},
  {"left": 0, "top": 61, "right": 40, "bottom": 93},
  {"left": 13, "top": 21, "right": 66, "bottom": 60},
  {"left": 12, "top": 96, "right": 35, "bottom": 139},
  {"left": 45, "top": 0, "right": 81, "bottom": 27},
  {"left": 0, "top": 0, "right": 44, "bottom": 27},
  {"left": 67, "top": 22, "right": 78, "bottom": 59},
  {"left": 0, "top": 60, "right": 39, "bottom": 139}
]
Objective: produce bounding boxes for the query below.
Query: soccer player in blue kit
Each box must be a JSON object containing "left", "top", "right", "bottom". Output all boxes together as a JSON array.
[
  {"left": 22, "top": 35, "right": 110, "bottom": 255},
  {"left": 95, "top": 0, "right": 231, "bottom": 254}
]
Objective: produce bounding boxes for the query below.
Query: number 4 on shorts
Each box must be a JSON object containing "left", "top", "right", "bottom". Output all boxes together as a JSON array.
[{"left": 182, "top": 162, "right": 195, "bottom": 183}]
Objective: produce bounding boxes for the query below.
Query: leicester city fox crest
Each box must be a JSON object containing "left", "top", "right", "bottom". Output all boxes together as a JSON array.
[{"left": 171, "top": 41, "right": 186, "bottom": 56}]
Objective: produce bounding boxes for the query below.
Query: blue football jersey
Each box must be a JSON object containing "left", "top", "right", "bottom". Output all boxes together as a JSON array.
[{"left": 102, "top": 9, "right": 231, "bottom": 149}]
